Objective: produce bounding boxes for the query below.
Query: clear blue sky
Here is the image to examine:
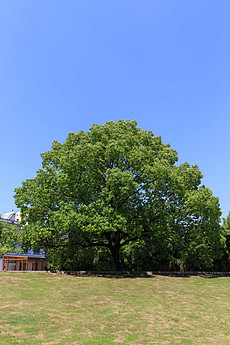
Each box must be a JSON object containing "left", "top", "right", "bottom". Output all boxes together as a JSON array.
[{"left": 0, "top": 1, "right": 229, "bottom": 219}]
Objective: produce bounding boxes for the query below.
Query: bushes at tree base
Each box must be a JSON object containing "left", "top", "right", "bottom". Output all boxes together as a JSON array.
[{"left": 46, "top": 236, "right": 225, "bottom": 272}]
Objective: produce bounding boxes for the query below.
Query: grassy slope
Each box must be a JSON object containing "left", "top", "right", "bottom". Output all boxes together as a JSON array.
[{"left": 0, "top": 273, "right": 229, "bottom": 344}]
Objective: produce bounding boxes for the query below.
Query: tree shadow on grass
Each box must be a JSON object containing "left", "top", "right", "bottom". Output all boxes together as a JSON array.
[
  {"left": 200, "top": 274, "right": 230, "bottom": 279},
  {"left": 57, "top": 270, "right": 230, "bottom": 279},
  {"left": 64, "top": 271, "right": 155, "bottom": 279}
]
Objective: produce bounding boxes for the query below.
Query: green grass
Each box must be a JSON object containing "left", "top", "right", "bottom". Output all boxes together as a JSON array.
[{"left": 0, "top": 273, "right": 229, "bottom": 344}]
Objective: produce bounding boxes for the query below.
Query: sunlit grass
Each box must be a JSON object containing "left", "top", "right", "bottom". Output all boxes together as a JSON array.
[{"left": 0, "top": 273, "right": 229, "bottom": 344}]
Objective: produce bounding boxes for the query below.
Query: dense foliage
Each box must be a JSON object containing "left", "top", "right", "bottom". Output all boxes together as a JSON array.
[
  {"left": 0, "top": 221, "right": 21, "bottom": 257},
  {"left": 15, "top": 120, "right": 222, "bottom": 271},
  {"left": 215, "top": 212, "right": 230, "bottom": 271}
]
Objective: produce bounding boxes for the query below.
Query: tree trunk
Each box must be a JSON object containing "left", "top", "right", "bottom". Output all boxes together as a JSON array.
[{"left": 110, "top": 244, "right": 121, "bottom": 271}]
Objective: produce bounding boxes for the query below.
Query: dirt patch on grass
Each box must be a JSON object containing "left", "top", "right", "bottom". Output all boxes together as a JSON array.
[
  {"left": 0, "top": 331, "right": 26, "bottom": 337},
  {"left": 113, "top": 336, "right": 124, "bottom": 343},
  {"left": 0, "top": 301, "right": 29, "bottom": 312}
]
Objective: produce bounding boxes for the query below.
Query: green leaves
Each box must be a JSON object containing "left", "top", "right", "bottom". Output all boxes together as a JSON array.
[
  {"left": 14, "top": 120, "right": 222, "bottom": 271},
  {"left": 0, "top": 222, "right": 21, "bottom": 256}
]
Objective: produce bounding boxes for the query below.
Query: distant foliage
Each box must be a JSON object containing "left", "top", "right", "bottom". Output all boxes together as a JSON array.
[{"left": 214, "top": 212, "right": 230, "bottom": 272}]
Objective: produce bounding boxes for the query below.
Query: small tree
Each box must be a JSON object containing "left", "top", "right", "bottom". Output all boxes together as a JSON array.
[
  {"left": 0, "top": 221, "right": 21, "bottom": 257},
  {"left": 15, "top": 120, "right": 222, "bottom": 270}
]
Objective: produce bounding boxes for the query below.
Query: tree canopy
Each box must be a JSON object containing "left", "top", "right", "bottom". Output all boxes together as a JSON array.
[{"left": 15, "top": 120, "right": 222, "bottom": 271}]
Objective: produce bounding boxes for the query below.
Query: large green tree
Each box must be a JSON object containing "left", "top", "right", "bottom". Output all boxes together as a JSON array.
[{"left": 15, "top": 120, "right": 222, "bottom": 270}]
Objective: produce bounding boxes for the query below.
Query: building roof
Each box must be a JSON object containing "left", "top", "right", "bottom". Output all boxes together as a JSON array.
[{"left": 2, "top": 211, "right": 21, "bottom": 222}]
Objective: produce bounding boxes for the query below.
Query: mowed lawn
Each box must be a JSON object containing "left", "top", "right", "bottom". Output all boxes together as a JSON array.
[{"left": 0, "top": 273, "right": 229, "bottom": 344}]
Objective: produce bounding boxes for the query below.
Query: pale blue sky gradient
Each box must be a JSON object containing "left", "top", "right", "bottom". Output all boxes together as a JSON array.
[{"left": 0, "top": 1, "right": 229, "bottom": 218}]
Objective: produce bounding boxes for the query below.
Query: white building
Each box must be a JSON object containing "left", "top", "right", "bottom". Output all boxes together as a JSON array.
[
  {"left": 0, "top": 211, "right": 47, "bottom": 271},
  {"left": 1, "top": 211, "right": 21, "bottom": 223}
]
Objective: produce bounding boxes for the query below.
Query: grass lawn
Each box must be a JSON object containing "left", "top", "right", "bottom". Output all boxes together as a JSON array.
[{"left": 0, "top": 273, "right": 229, "bottom": 344}]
